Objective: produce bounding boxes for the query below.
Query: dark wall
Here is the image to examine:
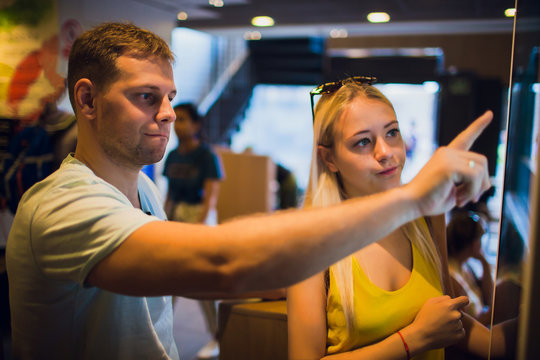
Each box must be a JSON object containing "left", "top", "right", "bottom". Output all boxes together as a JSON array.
[
  {"left": 328, "top": 33, "right": 513, "bottom": 85},
  {"left": 436, "top": 74, "right": 504, "bottom": 176},
  {"left": 248, "top": 37, "right": 324, "bottom": 85},
  {"left": 327, "top": 56, "right": 441, "bottom": 84}
]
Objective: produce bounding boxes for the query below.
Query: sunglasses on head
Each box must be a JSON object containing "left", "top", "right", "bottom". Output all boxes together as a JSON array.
[{"left": 309, "top": 76, "right": 377, "bottom": 121}]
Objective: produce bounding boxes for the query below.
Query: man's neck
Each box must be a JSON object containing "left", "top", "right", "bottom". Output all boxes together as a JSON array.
[{"left": 74, "top": 147, "right": 141, "bottom": 208}]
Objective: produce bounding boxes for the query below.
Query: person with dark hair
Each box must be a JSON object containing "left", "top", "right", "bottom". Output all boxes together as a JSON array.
[
  {"left": 163, "top": 103, "right": 223, "bottom": 358},
  {"left": 164, "top": 103, "right": 222, "bottom": 225},
  {"left": 7, "top": 22, "right": 492, "bottom": 360},
  {"left": 447, "top": 211, "right": 493, "bottom": 325}
]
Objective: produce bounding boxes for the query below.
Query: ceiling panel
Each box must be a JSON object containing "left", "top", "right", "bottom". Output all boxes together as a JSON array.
[{"left": 169, "top": 0, "right": 518, "bottom": 27}]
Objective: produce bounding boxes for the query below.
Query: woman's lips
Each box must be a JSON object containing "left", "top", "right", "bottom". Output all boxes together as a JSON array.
[{"left": 378, "top": 166, "right": 398, "bottom": 175}]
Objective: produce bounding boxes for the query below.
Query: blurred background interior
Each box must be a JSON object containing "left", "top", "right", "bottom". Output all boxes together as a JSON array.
[{"left": 0, "top": 0, "right": 539, "bottom": 359}]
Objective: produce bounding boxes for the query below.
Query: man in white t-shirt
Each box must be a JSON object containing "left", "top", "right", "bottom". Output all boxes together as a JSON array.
[{"left": 6, "top": 22, "right": 492, "bottom": 359}]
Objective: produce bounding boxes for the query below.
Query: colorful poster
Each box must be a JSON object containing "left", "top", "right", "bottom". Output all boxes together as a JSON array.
[{"left": 0, "top": 0, "right": 65, "bottom": 124}]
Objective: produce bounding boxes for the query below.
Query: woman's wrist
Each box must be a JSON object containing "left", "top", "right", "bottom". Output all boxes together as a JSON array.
[
  {"left": 396, "top": 331, "right": 411, "bottom": 360},
  {"left": 399, "top": 324, "right": 427, "bottom": 357}
]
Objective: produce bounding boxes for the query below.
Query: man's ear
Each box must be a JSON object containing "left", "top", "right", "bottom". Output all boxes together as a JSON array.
[
  {"left": 318, "top": 145, "right": 338, "bottom": 173},
  {"left": 74, "top": 79, "right": 96, "bottom": 120}
]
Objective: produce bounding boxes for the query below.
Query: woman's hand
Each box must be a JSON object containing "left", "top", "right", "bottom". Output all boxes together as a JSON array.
[{"left": 401, "top": 295, "right": 469, "bottom": 355}]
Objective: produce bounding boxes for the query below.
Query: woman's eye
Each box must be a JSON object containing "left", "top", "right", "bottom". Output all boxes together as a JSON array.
[
  {"left": 356, "top": 138, "right": 371, "bottom": 147},
  {"left": 387, "top": 128, "right": 400, "bottom": 137}
]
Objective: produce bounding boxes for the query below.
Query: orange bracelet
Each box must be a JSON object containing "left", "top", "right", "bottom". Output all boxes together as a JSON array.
[{"left": 397, "top": 330, "right": 410, "bottom": 360}]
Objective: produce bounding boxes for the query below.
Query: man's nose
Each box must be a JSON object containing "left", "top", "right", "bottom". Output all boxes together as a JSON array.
[{"left": 157, "top": 96, "right": 175, "bottom": 123}]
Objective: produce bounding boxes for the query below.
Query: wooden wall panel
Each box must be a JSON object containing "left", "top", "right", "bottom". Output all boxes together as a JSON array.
[{"left": 216, "top": 150, "right": 276, "bottom": 223}]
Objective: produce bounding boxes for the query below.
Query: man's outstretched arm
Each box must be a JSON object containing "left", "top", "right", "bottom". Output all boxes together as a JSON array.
[{"left": 87, "top": 111, "right": 493, "bottom": 297}]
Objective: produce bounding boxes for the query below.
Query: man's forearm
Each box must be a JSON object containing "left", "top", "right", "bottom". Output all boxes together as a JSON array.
[
  {"left": 213, "top": 186, "right": 419, "bottom": 292},
  {"left": 89, "top": 186, "right": 419, "bottom": 296}
]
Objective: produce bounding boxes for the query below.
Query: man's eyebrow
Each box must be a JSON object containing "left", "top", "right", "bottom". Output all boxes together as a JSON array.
[
  {"left": 132, "top": 85, "right": 177, "bottom": 95},
  {"left": 133, "top": 85, "right": 160, "bottom": 90}
]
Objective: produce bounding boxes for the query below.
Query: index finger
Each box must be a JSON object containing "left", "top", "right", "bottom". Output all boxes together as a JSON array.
[{"left": 448, "top": 110, "right": 493, "bottom": 150}]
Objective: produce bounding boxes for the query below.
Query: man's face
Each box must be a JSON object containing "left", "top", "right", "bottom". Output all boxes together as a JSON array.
[{"left": 94, "top": 55, "right": 177, "bottom": 168}]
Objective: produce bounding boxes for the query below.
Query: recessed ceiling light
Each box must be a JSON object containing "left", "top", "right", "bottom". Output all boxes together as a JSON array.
[
  {"left": 330, "top": 28, "right": 348, "bottom": 38},
  {"left": 244, "top": 31, "right": 262, "bottom": 40},
  {"left": 177, "top": 11, "right": 188, "bottom": 21},
  {"left": 209, "top": 0, "right": 224, "bottom": 7},
  {"left": 504, "top": 8, "right": 516, "bottom": 17},
  {"left": 367, "top": 12, "right": 390, "bottom": 23},
  {"left": 251, "top": 16, "right": 275, "bottom": 27}
]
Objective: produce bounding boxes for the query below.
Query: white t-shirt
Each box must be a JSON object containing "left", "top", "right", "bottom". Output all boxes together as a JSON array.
[{"left": 7, "top": 155, "right": 180, "bottom": 360}]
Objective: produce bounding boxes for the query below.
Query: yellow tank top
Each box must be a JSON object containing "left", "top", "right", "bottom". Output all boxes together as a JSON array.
[{"left": 326, "top": 240, "right": 444, "bottom": 359}]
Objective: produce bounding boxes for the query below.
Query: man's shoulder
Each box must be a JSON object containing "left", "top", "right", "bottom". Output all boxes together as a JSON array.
[
  {"left": 32, "top": 159, "right": 97, "bottom": 188},
  {"left": 19, "top": 160, "right": 126, "bottom": 214}
]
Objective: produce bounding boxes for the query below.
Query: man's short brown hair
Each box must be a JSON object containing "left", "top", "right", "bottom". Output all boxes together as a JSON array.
[{"left": 67, "top": 22, "right": 174, "bottom": 111}]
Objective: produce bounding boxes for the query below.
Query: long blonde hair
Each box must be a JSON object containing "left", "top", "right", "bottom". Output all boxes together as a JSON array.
[{"left": 304, "top": 80, "right": 443, "bottom": 330}]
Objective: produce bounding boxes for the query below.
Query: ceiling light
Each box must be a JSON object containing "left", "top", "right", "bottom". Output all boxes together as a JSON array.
[
  {"left": 504, "top": 8, "right": 516, "bottom": 17},
  {"left": 177, "top": 11, "right": 188, "bottom": 21},
  {"left": 244, "top": 31, "right": 262, "bottom": 40},
  {"left": 367, "top": 12, "right": 390, "bottom": 23},
  {"left": 209, "top": 0, "right": 224, "bottom": 7},
  {"left": 330, "top": 28, "right": 348, "bottom": 38},
  {"left": 251, "top": 16, "right": 275, "bottom": 27}
]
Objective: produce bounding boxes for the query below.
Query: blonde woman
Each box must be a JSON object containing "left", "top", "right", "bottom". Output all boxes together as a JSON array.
[{"left": 287, "top": 77, "right": 513, "bottom": 359}]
